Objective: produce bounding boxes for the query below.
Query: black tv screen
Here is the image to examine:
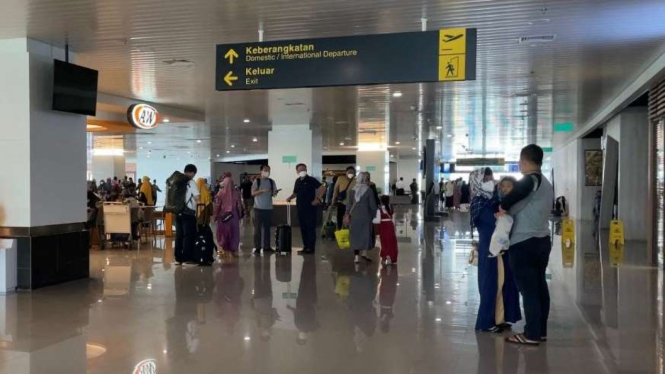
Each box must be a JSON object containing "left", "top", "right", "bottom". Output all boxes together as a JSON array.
[{"left": 52, "top": 60, "right": 99, "bottom": 116}]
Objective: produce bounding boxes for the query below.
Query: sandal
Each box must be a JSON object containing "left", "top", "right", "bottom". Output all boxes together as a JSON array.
[{"left": 505, "top": 333, "right": 540, "bottom": 346}]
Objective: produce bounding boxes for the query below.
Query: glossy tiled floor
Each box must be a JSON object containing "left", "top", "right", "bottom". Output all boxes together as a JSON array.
[{"left": 1, "top": 208, "right": 663, "bottom": 373}]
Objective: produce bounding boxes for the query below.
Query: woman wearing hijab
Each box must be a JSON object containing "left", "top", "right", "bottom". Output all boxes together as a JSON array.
[
  {"left": 345, "top": 172, "right": 378, "bottom": 264},
  {"left": 214, "top": 174, "right": 243, "bottom": 257},
  {"left": 138, "top": 176, "right": 154, "bottom": 206},
  {"left": 197, "top": 178, "right": 213, "bottom": 224},
  {"left": 470, "top": 168, "right": 521, "bottom": 333}
]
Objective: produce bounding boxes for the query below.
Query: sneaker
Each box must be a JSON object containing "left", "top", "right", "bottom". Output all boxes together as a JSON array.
[
  {"left": 385, "top": 257, "right": 392, "bottom": 266},
  {"left": 354, "top": 255, "right": 360, "bottom": 264},
  {"left": 252, "top": 248, "right": 261, "bottom": 256}
]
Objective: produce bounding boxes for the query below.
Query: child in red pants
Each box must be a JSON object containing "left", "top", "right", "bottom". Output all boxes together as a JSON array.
[{"left": 378, "top": 195, "right": 398, "bottom": 266}]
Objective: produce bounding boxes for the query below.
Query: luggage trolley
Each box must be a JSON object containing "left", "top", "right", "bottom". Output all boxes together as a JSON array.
[{"left": 102, "top": 202, "right": 134, "bottom": 249}]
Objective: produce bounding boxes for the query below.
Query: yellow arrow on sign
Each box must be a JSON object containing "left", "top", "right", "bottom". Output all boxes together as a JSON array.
[
  {"left": 224, "top": 71, "right": 238, "bottom": 86},
  {"left": 224, "top": 49, "right": 238, "bottom": 64}
]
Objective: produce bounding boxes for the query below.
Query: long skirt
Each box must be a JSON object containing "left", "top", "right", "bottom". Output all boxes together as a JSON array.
[
  {"left": 217, "top": 209, "right": 241, "bottom": 253},
  {"left": 379, "top": 220, "right": 398, "bottom": 262},
  {"left": 475, "top": 220, "right": 521, "bottom": 331}
]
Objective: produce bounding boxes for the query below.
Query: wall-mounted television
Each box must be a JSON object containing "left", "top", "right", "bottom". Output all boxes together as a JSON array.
[{"left": 52, "top": 59, "right": 99, "bottom": 116}]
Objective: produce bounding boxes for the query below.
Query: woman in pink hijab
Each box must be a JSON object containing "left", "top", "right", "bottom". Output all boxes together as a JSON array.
[{"left": 214, "top": 174, "right": 244, "bottom": 257}]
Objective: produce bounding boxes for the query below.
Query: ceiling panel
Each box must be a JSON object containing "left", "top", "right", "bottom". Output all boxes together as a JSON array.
[{"left": 0, "top": 0, "right": 663, "bottom": 161}]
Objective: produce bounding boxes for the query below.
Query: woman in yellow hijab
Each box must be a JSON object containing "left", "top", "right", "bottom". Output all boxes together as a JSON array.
[
  {"left": 196, "top": 178, "right": 213, "bottom": 225},
  {"left": 139, "top": 176, "right": 154, "bottom": 206}
]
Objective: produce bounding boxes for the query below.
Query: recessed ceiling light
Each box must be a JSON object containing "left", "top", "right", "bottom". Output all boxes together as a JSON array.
[
  {"left": 390, "top": 154, "right": 394, "bottom": 158},
  {"left": 392, "top": 92, "right": 402, "bottom": 98},
  {"left": 395, "top": 141, "right": 401, "bottom": 145},
  {"left": 231, "top": 144, "right": 235, "bottom": 148},
  {"left": 252, "top": 137, "right": 258, "bottom": 142},
  {"left": 340, "top": 142, "right": 345, "bottom": 146},
  {"left": 447, "top": 134, "right": 452, "bottom": 138},
  {"left": 436, "top": 126, "right": 443, "bottom": 130},
  {"left": 216, "top": 154, "right": 220, "bottom": 157},
  {"left": 244, "top": 119, "right": 250, "bottom": 123},
  {"left": 163, "top": 118, "right": 170, "bottom": 123},
  {"left": 412, "top": 147, "right": 417, "bottom": 150},
  {"left": 226, "top": 150, "right": 230, "bottom": 154},
  {"left": 197, "top": 140, "right": 202, "bottom": 143},
  {"left": 147, "top": 141, "right": 152, "bottom": 145}
]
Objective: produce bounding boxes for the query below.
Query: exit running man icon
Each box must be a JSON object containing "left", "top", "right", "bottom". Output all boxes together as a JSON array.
[{"left": 446, "top": 57, "right": 458, "bottom": 77}]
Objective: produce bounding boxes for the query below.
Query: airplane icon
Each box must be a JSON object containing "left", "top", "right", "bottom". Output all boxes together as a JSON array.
[{"left": 442, "top": 34, "right": 463, "bottom": 43}]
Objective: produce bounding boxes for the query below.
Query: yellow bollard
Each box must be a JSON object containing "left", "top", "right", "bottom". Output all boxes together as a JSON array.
[
  {"left": 609, "top": 220, "right": 625, "bottom": 267},
  {"left": 561, "top": 218, "right": 575, "bottom": 268}
]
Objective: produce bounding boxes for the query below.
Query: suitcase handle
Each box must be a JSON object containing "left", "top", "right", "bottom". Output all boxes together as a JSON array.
[{"left": 286, "top": 201, "right": 291, "bottom": 226}]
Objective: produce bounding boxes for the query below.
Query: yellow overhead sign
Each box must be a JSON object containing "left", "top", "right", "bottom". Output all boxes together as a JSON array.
[
  {"left": 439, "top": 28, "right": 467, "bottom": 55},
  {"left": 438, "top": 28, "right": 472, "bottom": 82}
]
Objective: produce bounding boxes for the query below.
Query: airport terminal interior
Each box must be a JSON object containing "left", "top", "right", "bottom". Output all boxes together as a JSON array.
[{"left": 1, "top": 0, "right": 665, "bottom": 373}]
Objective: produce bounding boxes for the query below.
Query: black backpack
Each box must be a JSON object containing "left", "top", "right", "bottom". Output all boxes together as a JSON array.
[{"left": 164, "top": 171, "right": 191, "bottom": 214}]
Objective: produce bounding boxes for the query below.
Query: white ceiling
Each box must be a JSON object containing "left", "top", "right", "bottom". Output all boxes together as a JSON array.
[{"left": 2, "top": 0, "right": 665, "bottom": 161}]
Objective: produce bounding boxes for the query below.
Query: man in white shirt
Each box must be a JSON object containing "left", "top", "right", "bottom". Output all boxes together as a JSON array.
[
  {"left": 175, "top": 164, "right": 200, "bottom": 265},
  {"left": 395, "top": 177, "right": 406, "bottom": 196}
]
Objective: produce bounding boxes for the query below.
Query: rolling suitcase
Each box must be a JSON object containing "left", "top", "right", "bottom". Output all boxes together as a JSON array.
[
  {"left": 275, "top": 202, "right": 292, "bottom": 255},
  {"left": 195, "top": 224, "right": 215, "bottom": 265}
]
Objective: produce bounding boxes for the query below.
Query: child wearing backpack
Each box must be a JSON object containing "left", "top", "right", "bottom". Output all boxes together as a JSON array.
[{"left": 377, "top": 195, "right": 398, "bottom": 266}]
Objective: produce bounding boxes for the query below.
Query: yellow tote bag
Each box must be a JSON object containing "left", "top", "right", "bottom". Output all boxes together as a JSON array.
[{"left": 335, "top": 229, "right": 351, "bottom": 250}]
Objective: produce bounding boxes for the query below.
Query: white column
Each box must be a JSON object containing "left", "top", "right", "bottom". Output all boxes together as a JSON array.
[
  {"left": 0, "top": 38, "right": 87, "bottom": 228},
  {"left": 268, "top": 125, "right": 313, "bottom": 199},
  {"left": 267, "top": 89, "right": 322, "bottom": 199}
]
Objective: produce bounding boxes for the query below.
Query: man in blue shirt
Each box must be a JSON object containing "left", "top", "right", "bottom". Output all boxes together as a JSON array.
[{"left": 286, "top": 163, "right": 327, "bottom": 255}]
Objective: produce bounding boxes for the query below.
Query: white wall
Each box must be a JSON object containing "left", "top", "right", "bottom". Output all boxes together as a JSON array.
[
  {"left": 604, "top": 108, "right": 649, "bottom": 240},
  {"left": 552, "top": 138, "right": 602, "bottom": 221},
  {"left": 357, "top": 150, "right": 389, "bottom": 194},
  {"left": 91, "top": 155, "right": 126, "bottom": 181},
  {"left": 136, "top": 155, "right": 211, "bottom": 206},
  {"left": 396, "top": 157, "right": 420, "bottom": 184}
]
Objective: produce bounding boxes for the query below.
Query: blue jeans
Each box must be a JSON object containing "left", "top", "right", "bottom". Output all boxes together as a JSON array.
[{"left": 508, "top": 236, "right": 551, "bottom": 341}]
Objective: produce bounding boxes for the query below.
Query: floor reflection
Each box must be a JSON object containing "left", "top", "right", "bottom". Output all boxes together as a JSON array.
[{"left": 0, "top": 207, "right": 662, "bottom": 373}]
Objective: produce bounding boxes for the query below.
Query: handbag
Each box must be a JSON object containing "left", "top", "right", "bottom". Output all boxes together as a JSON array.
[
  {"left": 220, "top": 211, "right": 233, "bottom": 222},
  {"left": 335, "top": 229, "right": 351, "bottom": 250}
]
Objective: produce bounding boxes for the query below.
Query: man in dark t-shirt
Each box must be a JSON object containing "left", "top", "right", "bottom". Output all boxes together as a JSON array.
[
  {"left": 286, "top": 164, "right": 326, "bottom": 254},
  {"left": 240, "top": 174, "right": 254, "bottom": 219}
]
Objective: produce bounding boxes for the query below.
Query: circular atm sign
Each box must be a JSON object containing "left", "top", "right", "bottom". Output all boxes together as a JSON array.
[{"left": 127, "top": 104, "right": 159, "bottom": 130}]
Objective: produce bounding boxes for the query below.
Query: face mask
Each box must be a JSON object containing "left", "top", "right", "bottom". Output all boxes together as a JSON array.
[
  {"left": 261, "top": 171, "right": 270, "bottom": 178},
  {"left": 481, "top": 181, "right": 495, "bottom": 193},
  {"left": 298, "top": 171, "right": 308, "bottom": 178},
  {"left": 347, "top": 173, "right": 355, "bottom": 179}
]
